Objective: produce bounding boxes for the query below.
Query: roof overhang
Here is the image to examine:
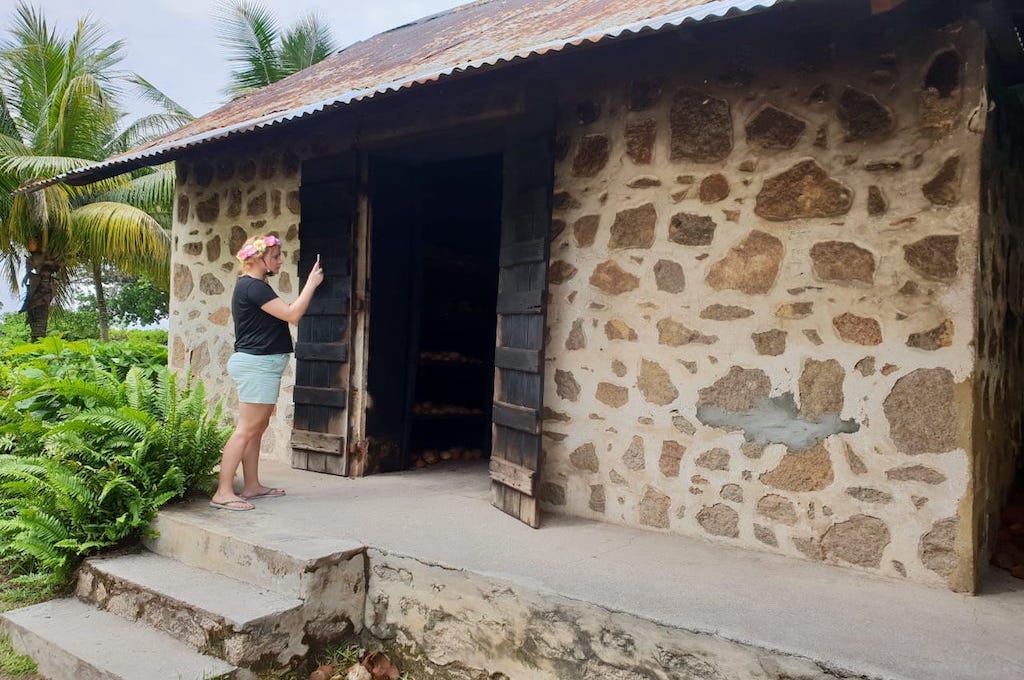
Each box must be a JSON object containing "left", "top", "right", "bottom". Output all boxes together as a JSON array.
[{"left": 17, "top": 0, "right": 804, "bottom": 193}]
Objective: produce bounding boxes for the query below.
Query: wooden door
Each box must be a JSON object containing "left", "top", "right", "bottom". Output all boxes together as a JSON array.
[
  {"left": 490, "top": 115, "right": 555, "bottom": 527},
  {"left": 290, "top": 152, "right": 357, "bottom": 475}
]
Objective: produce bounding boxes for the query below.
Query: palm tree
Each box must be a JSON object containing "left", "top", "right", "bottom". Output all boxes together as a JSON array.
[
  {"left": 0, "top": 3, "right": 185, "bottom": 340},
  {"left": 214, "top": 0, "right": 337, "bottom": 100}
]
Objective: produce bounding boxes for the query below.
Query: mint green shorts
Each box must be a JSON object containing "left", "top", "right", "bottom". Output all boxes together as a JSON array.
[{"left": 227, "top": 352, "right": 290, "bottom": 404}]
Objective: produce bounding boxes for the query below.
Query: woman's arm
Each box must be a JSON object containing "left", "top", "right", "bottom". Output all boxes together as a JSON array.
[{"left": 261, "top": 256, "right": 324, "bottom": 324}]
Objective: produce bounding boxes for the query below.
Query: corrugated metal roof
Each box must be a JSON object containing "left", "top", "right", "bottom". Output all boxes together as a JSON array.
[{"left": 25, "top": 0, "right": 790, "bottom": 192}]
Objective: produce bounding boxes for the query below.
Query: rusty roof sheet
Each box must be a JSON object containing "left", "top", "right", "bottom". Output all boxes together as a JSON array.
[{"left": 30, "top": 0, "right": 788, "bottom": 191}]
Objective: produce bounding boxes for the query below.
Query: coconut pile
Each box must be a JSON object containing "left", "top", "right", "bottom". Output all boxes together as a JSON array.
[
  {"left": 992, "top": 487, "right": 1024, "bottom": 579},
  {"left": 310, "top": 651, "right": 401, "bottom": 680}
]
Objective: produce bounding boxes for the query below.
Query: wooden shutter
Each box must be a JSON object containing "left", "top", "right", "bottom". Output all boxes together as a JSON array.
[
  {"left": 291, "top": 152, "right": 357, "bottom": 475},
  {"left": 490, "top": 114, "right": 555, "bottom": 527}
]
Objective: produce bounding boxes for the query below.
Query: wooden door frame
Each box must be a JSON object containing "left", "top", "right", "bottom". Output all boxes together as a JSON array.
[
  {"left": 349, "top": 119, "right": 520, "bottom": 477},
  {"left": 345, "top": 151, "right": 372, "bottom": 476}
]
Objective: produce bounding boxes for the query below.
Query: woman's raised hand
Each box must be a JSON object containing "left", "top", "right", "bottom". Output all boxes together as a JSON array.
[{"left": 308, "top": 254, "right": 325, "bottom": 289}]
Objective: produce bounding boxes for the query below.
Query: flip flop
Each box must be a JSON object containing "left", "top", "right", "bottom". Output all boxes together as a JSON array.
[
  {"left": 209, "top": 499, "right": 255, "bottom": 511},
  {"left": 241, "top": 488, "right": 286, "bottom": 500}
]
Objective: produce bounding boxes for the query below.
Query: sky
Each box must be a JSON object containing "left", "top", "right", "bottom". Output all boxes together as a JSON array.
[{"left": 0, "top": 0, "right": 465, "bottom": 313}]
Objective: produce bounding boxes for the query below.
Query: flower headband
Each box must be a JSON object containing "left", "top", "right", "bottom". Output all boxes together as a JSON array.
[{"left": 236, "top": 235, "right": 281, "bottom": 262}]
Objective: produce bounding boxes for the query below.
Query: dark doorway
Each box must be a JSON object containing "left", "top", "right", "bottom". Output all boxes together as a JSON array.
[{"left": 365, "top": 154, "right": 502, "bottom": 473}]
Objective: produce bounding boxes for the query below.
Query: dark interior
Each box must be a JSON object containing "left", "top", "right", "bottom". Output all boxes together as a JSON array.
[{"left": 366, "top": 154, "right": 502, "bottom": 473}]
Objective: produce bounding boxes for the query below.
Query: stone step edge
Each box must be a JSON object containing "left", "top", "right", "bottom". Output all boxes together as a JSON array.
[
  {"left": 145, "top": 511, "right": 366, "bottom": 597},
  {"left": 1, "top": 598, "right": 238, "bottom": 680},
  {"left": 77, "top": 552, "right": 304, "bottom": 630}
]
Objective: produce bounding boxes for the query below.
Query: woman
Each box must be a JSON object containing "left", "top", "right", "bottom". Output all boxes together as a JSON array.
[{"left": 210, "top": 234, "right": 324, "bottom": 511}]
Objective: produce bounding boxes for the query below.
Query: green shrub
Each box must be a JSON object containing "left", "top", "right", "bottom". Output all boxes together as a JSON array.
[
  {"left": 0, "top": 366, "right": 231, "bottom": 587},
  {"left": 0, "top": 314, "right": 30, "bottom": 352},
  {"left": 108, "top": 328, "right": 168, "bottom": 345}
]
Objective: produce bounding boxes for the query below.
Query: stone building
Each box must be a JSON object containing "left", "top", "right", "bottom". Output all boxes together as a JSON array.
[{"left": 41, "top": 0, "right": 1024, "bottom": 592}]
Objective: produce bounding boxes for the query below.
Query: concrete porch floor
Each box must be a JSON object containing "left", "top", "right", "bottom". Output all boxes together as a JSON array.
[{"left": 178, "top": 459, "right": 1024, "bottom": 680}]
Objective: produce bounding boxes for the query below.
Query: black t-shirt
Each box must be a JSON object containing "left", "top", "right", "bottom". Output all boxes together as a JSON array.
[{"left": 232, "top": 276, "right": 293, "bottom": 354}]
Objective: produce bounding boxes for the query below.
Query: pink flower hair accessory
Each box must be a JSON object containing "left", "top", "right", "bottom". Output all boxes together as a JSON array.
[{"left": 236, "top": 234, "right": 281, "bottom": 262}]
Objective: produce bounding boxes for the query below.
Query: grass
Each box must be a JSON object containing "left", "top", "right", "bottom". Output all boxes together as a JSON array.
[
  {"left": 0, "top": 568, "right": 43, "bottom": 680},
  {"left": 320, "top": 641, "right": 364, "bottom": 669},
  {"left": 0, "top": 637, "right": 36, "bottom": 676}
]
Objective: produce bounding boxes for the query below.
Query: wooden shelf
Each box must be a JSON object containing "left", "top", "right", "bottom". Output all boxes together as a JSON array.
[{"left": 413, "top": 412, "right": 489, "bottom": 420}]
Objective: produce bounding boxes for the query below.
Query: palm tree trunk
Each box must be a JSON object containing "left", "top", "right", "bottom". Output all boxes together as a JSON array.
[
  {"left": 91, "top": 261, "right": 110, "bottom": 342},
  {"left": 20, "top": 252, "right": 61, "bottom": 341}
]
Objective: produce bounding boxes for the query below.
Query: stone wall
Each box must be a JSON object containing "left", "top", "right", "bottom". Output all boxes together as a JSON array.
[
  {"left": 170, "top": 131, "right": 345, "bottom": 462},
  {"left": 364, "top": 549, "right": 861, "bottom": 679},
  {"left": 975, "top": 75, "right": 1024, "bottom": 564},
  {"left": 167, "top": 77, "right": 524, "bottom": 465},
  {"left": 540, "top": 13, "right": 986, "bottom": 590}
]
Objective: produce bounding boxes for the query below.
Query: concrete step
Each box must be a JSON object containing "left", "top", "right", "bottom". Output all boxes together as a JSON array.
[
  {"left": 145, "top": 504, "right": 365, "bottom": 599},
  {"left": 0, "top": 598, "right": 238, "bottom": 680},
  {"left": 77, "top": 551, "right": 306, "bottom": 667}
]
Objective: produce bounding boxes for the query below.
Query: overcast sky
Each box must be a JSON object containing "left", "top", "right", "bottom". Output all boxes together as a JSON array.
[{"left": 0, "top": 0, "right": 464, "bottom": 312}]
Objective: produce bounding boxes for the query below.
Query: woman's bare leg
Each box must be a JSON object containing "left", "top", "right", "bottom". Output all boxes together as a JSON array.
[{"left": 212, "top": 402, "right": 275, "bottom": 505}]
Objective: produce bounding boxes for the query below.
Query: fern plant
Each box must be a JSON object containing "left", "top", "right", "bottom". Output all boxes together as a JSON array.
[{"left": 0, "top": 364, "right": 231, "bottom": 587}]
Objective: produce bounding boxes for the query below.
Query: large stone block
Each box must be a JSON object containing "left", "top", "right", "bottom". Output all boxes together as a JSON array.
[
  {"left": 638, "top": 359, "right": 678, "bottom": 405},
  {"left": 745, "top": 105, "right": 807, "bottom": 150},
  {"left": 609, "top": 203, "right": 657, "bottom": 249},
  {"left": 798, "top": 359, "right": 845, "bottom": 421},
  {"left": 669, "top": 212, "right": 717, "bottom": 246},
  {"left": 757, "top": 494, "right": 798, "bottom": 525},
  {"left": 697, "top": 503, "right": 739, "bottom": 538},
  {"left": 572, "top": 134, "right": 610, "bottom": 177},
  {"left": 654, "top": 259, "right": 685, "bottom": 293},
  {"left": 173, "top": 264, "right": 194, "bottom": 300},
  {"left": 625, "top": 119, "right": 657, "bottom": 164},
  {"left": 754, "top": 160, "right": 852, "bottom": 221},
  {"left": 570, "top": 443, "right": 599, "bottom": 472},
  {"left": 699, "top": 174, "right": 730, "bottom": 203},
  {"left": 920, "top": 517, "right": 959, "bottom": 578},
  {"left": 669, "top": 88, "right": 733, "bottom": 163},
  {"left": 810, "top": 241, "right": 875, "bottom": 284},
  {"left": 697, "top": 366, "right": 771, "bottom": 412},
  {"left": 196, "top": 194, "right": 220, "bottom": 223},
  {"left": 706, "top": 230, "right": 783, "bottom": 294},
  {"left": 837, "top": 87, "right": 894, "bottom": 141},
  {"left": 657, "top": 318, "right": 717, "bottom": 346},
  {"left": 759, "top": 443, "right": 834, "bottom": 492},
  {"left": 907, "top": 319, "right": 954, "bottom": 350},
  {"left": 590, "top": 260, "right": 640, "bottom": 294},
  {"left": 573, "top": 215, "right": 600, "bottom": 247},
  {"left": 832, "top": 313, "right": 882, "bottom": 345},
  {"left": 659, "top": 441, "right": 684, "bottom": 478},
  {"left": 752, "top": 329, "right": 787, "bottom": 356},
  {"left": 555, "top": 369, "right": 581, "bottom": 402},
  {"left": 822, "top": 514, "right": 890, "bottom": 567},
  {"left": 596, "top": 382, "right": 629, "bottom": 407},
  {"left": 548, "top": 260, "right": 578, "bottom": 284},
  {"left": 622, "top": 436, "right": 646, "bottom": 470},
  {"left": 639, "top": 487, "right": 671, "bottom": 528},
  {"left": 922, "top": 155, "right": 961, "bottom": 206},
  {"left": 883, "top": 368, "right": 957, "bottom": 454},
  {"left": 904, "top": 235, "right": 959, "bottom": 281}
]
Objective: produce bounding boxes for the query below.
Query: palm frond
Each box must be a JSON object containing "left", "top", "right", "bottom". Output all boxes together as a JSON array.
[
  {"left": 124, "top": 73, "right": 191, "bottom": 121},
  {"left": 214, "top": 0, "right": 283, "bottom": 98},
  {"left": 0, "top": 151, "right": 93, "bottom": 178},
  {"left": 279, "top": 13, "right": 336, "bottom": 74},
  {"left": 91, "top": 164, "right": 174, "bottom": 215},
  {"left": 69, "top": 201, "right": 170, "bottom": 285}
]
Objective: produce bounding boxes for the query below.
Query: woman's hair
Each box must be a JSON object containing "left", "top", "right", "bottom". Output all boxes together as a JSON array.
[{"left": 236, "top": 234, "right": 281, "bottom": 270}]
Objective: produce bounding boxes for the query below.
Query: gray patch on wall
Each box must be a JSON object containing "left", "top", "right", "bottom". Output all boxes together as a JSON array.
[{"left": 696, "top": 393, "right": 859, "bottom": 449}]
